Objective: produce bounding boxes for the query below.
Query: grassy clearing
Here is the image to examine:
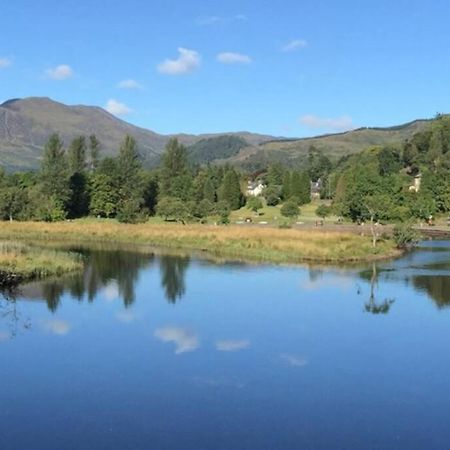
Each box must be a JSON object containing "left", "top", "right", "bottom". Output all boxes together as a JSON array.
[
  {"left": 0, "top": 241, "right": 83, "bottom": 286},
  {"left": 0, "top": 220, "right": 401, "bottom": 265}
]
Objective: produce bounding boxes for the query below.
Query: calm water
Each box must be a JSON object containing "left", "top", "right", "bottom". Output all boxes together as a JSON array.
[{"left": 1, "top": 241, "right": 450, "bottom": 450}]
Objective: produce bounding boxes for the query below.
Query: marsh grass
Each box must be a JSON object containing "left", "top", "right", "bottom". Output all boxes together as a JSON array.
[
  {"left": 0, "top": 240, "right": 83, "bottom": 285},
  {"left": 0, "top": 220, "right": 401, "bottom": 264}
]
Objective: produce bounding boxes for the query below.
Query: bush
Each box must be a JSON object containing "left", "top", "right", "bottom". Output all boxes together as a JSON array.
[
  {"left": 281, "top": 201, "right": 300, "bottom": 218},
  {"left": 315, "top": 204, "right": 332, "bottom": 219},
  {"left": 265, "top": 193, "right": 280, "bottom": 206},
  {"left": 393, "top": 222, "right": 420, "bottom": 249},
  {"left": 246, "top": 197, "right": 263, "bottom": 213},
  {"left": 156, "top": 197, "right": 189, "bottom": 222},
  {"left": 215, "top": 200, "right": 231, "bottom": 224}
]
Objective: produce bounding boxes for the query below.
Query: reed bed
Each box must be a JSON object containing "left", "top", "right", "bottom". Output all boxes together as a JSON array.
[
  {"left": 0, "top": 220, "right": 400, "bottom": 264},
  {"left": 0, "top": 240, "right": 83, "bottom": 286}
]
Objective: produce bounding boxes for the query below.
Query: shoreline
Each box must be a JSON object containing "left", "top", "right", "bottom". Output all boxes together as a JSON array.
[{"left": 0, "top": 220, "right": 403, "bottom": 269}]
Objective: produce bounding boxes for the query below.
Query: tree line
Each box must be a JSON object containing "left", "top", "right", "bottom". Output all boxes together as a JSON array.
[{"left": 1, "top": 114, "right": 449, "bottom": 225}]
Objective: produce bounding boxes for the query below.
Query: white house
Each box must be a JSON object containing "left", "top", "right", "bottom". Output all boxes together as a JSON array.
[{"left": 246, "top": 180, "right": 265, "bottom": 197}]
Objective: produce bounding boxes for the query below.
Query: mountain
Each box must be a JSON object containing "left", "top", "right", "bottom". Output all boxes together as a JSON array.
[
  {"left": 0, "top": 97, "right": 439, "bottom": 171},
  {"left": 0, "top": 97, "right": 274, "bottom": 171},
  {"left": 226, "top": 120, "right": 437, "bottom": 171}
]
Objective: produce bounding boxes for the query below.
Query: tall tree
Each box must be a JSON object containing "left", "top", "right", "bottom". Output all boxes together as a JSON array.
[
  {"left": 218, "top": 168, "right": 243, "bottom": 210},
  {"left": 89, "top": 135, "right": 101, "bottom": 171},
  {"left": 116, "top": 135, "right": 143, "bottom": 222},
  {"left": 40, "top": 133, "right": 70, "bottom": 219},
  {"left": 67, "top": 136, "right": 89, "bottom": 218},
  {"left": 160, "top": 138, "right": 192, "bottom": 200}
]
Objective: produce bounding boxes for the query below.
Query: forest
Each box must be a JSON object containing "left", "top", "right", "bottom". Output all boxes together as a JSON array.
[{"left": 0, "top": 115, "right": 449, "bottom": 225}]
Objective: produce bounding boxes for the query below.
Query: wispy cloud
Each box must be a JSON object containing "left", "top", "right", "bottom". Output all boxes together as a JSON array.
[
  {"left": 104, "top": 99, "right": 132, "bottom": 116},
  {"left": 280, "top": 353, "right": 308, "bottom": 367},
  {"left": 216, "top": 339, "right": 250, "bottom": 351},
  {"left": 117, "top": 79, "right": 143, "bottom": 90},
  {"left": 0, "top": 57, "right": 12, "bottom": 69},
  {"left": 46, "top": 64, "right": 74, "bottom": 80},
  {"left": 157, "top": 48, "right": 201, "bottom": 75},
  {"left": 196, "top": 14, "right": 247, "bottom": 26},
  {"left": 193, "top": 376, "right": 245, "bottom": 389},
  {"left": 115, "top": 310, "right": 136, "bottom": 323},
  {"left": 103, "top": 281, "right": 119, "bottom": 302},
  {"left": 217, "top": 52, "right": 252, "bottom": 64},
  {"left": 0, "top": 330, "right": 10, "bottom": 342},
  {"left": 42, "top": 319, "right": 71, "bottom": 336},
  {"left": 154, "top": 326, "right": 199, "bottom": 354},
  {"left": 282, "top": 39, "right": 308, "bottom": 52},
  {"left": 299, "top": 114, "right": 355, "bottom": 131}
]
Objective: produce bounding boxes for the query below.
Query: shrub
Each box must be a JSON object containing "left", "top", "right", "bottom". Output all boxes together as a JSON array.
[
  {"left": 393, "top": 222, "right": 420, "bottom": 249},
  {"left": 281, "top": 201, "right": 300, "bottom": 218}
]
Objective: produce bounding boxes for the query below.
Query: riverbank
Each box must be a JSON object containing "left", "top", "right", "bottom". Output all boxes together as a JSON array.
[
  {"left": 0, "top": 220, "right": 402, "bottom": 265},
  {"left": 0, "top": 241, "right": 83, "bottom": 288}
]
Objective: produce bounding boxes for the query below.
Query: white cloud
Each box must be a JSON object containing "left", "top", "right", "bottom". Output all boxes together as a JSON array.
[
  {"left": 0, "top": 58, "right": 12, "bottom": 69},
  {"left": 115, "top": 310, "right": 136, "bottom": 323},
  {"left": 104, "top": 99, "right": 132, "bottom": 116},
  {"left": 42, "top": 319, "right": 71, "bottom": 336},
  {"left": 216, "top": 339, "right": 250, "bottom": 351},
  {"left": 282, "top": 39, "right": 308, "bottom": 52},
  {"left": 217, "top": 52, "right": 252, "bottom": 64},
  {"left": 196, "top": 14, "right": 247, "bottom": 26},
  {"left": 154, "top": 326, "right": 199, "bottom": 354},
  {"left": 103, "top": 281, "right": 119, "bottom": 302},
  {"left": 196, "top": 16, "right": 223, "bottom": 26},
  {"left": 280, "top": 353, "right": 308, "bottom": 367},
  {"left": 46, "top": 64, "right": 74, "bottom": 80},
  {"left": 117, "top": 79, "right": 143, "bottom": 90},
  {"left": 299, "top": 114, "right": 355, "bottom": 131},
  {"left": 157, "top": 48, "right": 201, "bottom": 75},
  {"left": 0, "top": 330, "right": 10, "bottom": 342}
]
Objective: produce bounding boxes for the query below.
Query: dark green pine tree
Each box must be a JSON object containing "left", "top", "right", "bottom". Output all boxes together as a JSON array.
[
  {"left": 281, "top": 172, "right": 291, "bottom": 200},
  {"left": 67, "top": 136, "right": 89, "bottom": 218},
  {"left": 116, "top": 135, "right": 143, "bottom": 222},
  {"left": 160, "top": 138, "right": 192, "bottom": 200},
  {"left": 218, "top": 168, "right": 243, "bottom": 210},
  {"left": 40, "top": 133, "right": 71, "bottom": 218},
  {"left": 89, "top": 134, "right": 101, "bottom": 171},
  {"left": 290, "top": 171, "right": 310, "bottom": 205},
  {"left": 203, "top": 177, "right": 216, "bottom": 202}
]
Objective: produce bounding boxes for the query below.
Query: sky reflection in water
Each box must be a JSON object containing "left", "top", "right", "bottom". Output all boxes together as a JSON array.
[{"left": 1, "top": 241, "right": 450, "bottom": 449}]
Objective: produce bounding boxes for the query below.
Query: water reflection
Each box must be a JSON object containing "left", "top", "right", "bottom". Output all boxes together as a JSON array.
[
  {"left": 359, "top": 263, "right": 395, "bottom": 314},
  {"left": 159, "top": 255, "right": 190, "bottom": 304},
  {"left": 412, "top": 276, "right": 450, "bottom": 308},
  {"left": 0, "top": 289, "right": 31, "bottom": 338},
  {"left": 12, "top": 249, "right": 191, "bottom": 312}
]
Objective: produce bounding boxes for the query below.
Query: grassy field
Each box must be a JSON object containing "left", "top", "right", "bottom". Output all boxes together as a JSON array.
[
  {"left": 0, "top": 219, "right": 401, "bottom": 265},
  {"left": 0, "top": 241, "right": 83, "bottom": 287}
]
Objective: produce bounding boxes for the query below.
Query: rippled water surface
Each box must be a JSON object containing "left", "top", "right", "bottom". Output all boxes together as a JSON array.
[{"left": 1, "top": 241, "right": 450, "bottom": 449}]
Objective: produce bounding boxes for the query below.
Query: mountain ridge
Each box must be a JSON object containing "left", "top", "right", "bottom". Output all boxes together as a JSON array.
[{"left": 0, "top": 96, "right": 440, "bottom": 171}]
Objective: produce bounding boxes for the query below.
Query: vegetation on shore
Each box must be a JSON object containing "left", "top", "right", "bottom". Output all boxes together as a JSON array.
[
  {"left": 0, "top": 241, "right": 83, "bottom": 287},
  {"left": 0, "top": 220, "right": 401, "bottom": 265}
]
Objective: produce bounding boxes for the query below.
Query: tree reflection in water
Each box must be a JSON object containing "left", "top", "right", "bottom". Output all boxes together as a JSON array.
[
  {"left": 0, "top": 289, "right": 31, "bottom": 339},
  {"left": 359, "top": 263, "right": 395, "bottom": 314},
  {"left": 15, "top": 249, "right": 191, "bottom": 312},
  {"left": 159, "top": 255, "right": 190, "bottom": 304}
]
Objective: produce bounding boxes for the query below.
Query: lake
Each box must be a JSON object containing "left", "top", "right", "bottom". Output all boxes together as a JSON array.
[{"left": 1, "top": 240, "right": 450, "bottom": 450}]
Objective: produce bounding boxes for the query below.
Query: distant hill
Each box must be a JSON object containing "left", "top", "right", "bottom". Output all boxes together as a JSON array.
[
  {"left": 0, "top": 96, "right": 441, "bottom": 171},
  {"left": 0, "top": 97, "right": 273, "bottom": 171},
  {"left": 188, "top": 135, "right": 248, "bottom": 164},
  {"left": 227, "top": 120, "right": 437, "bottom": 171}
]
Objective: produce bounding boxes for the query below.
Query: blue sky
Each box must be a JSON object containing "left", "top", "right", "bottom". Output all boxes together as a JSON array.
[{"left": 1, "top": 0, "right": 450, "bottom": 137}]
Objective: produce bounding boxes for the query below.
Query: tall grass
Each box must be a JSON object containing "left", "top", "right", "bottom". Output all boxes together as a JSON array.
[
  {"left": 0, "top": 220, "right": 400, "bottom": 264},
  {"left": 0, "top": 240, "right": 83, "bottom": 284}
]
